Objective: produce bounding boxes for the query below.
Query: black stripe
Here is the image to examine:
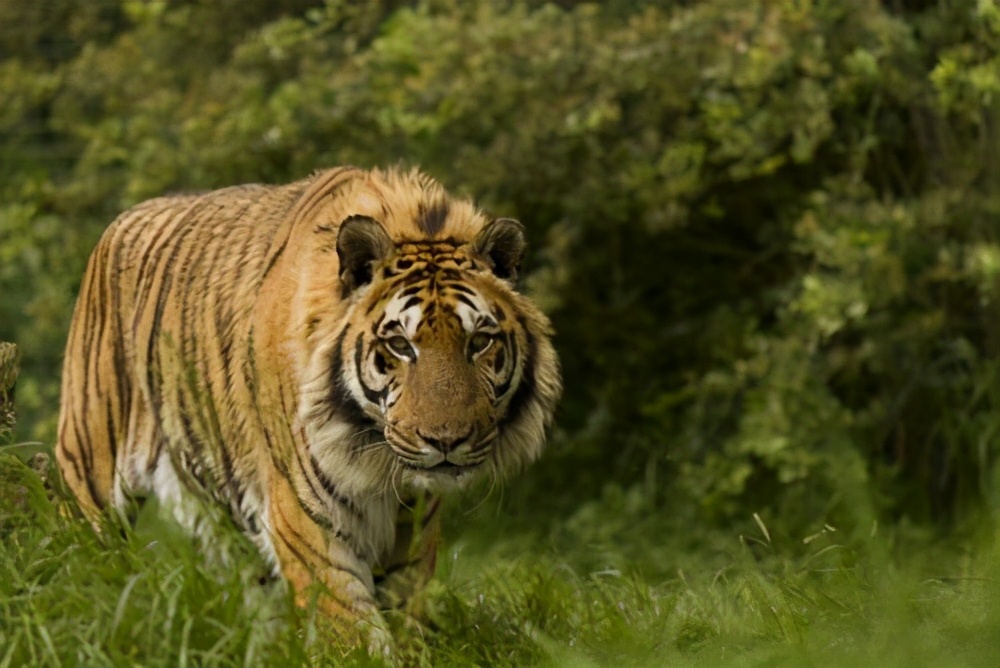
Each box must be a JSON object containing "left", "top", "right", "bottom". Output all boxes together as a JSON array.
[
  {"left": 493, "top": 345, "right": 507, "bottom": 376},
  {"left": 71, "top": 391, "right": 96, "bottom": 488},
  {"left": 86, "top": 247, "right": 110, "bottom": 397},
  {"left": 494, "top": 332, "right": 517, "bottom": 399},
  {"left": 308, "top": 454, "right": 365, "bottom": 520},
  {"left": 219, "top": 337, "right": 234, "bottom": 395},
  {"left": 301, "top": 501, "right": 335, "bottom": 531},
  {"left": 501, "top": 326, "right": 535, "bottom": 425},
  {"left": 77, "top": 361, "right": 92, "bottom": 470},
  {"left": 177, "top": 247, "right": 201, "bottom": 365},
  {"left": 133, "top": 207, "right": 189, "bottom": 314},
  {"left": 147, "top": 427, "right": 164, "bottom": 476},
  {"left": 354, "top": 334, "right": 386, "bottom": 405},
  {"left": 56, "top": 439, "right": 84, "bottom": 483},
  {"left": 145, "top": 206, "right": 206, "bottom": 421},
  {"left": 325, "top": 330, "right": 378, "bottom": 430},
  {"left": 177, "top": 407, "right": 205, "bottom": 460},
  {"left": 261, "top": 236, "right": 287, "bottom": 279},
  {"left": 274, "top": 520, "right": 328, "bottom": 570},
  {"left": 270, "top": 359, "right": 295, "bottom": 416},
  {"left": 248, "top": 332, "right": 297, "bottom": 483},
  {"left": 180, "top": 219, "right": 245, "bottom": 512},
  {"left": 374, "top": 350, "right": 387, "bottom": 375},
  {"left": 105, "top": 401, "right": 117, "bottom": 462},
  {"left": 143, "top": 201, "right": 211, "bottom": 373},
  {"left": 110, "top": 231, "right": 131, "bottom": 427},
  {"left": 78, "top": 259, "right": 102, "bottom": 397},
  {"left": 201, "top": 389, "right": 242, "bottom": 512},
  {"left": 299, "top": 168, "right": 358, "bottom": 227},
  {"left": 274, "top": 505, "right": 368, "bottom": 590},
  {"left": 331, "top": 563, "right": 370, "bottom": 590},
  {"left": 261, "top": 172, "right": 339, "bottom": 281},
  {"left": 422, "top": 496, "right": 441, "bottom": 528},
  {"left": 275, "top": 527, "right": 317, "bottom": 571},
  {"left": 232, "top": 484, "right": 259, "bottom": 533},
  {"left": 455, "top": 293, "right": 478, "bottom": 310},
  {"left": 264, "top": 432, "right": 290, "bottom": 478},
  {"left": 71, "top": 415, "right": 104, "bottom": 509},
  {"left": 361, "top": 275, "right": 412, "bottom": 316},
  {"left": 416, "top": 199, "right": 450, "bottom": 236},
  {"left": 212, "top": 203, "right": 250, "bottom": 398},
  {"left": 289, "top": 444, "right": 340, "bottom": 518}
]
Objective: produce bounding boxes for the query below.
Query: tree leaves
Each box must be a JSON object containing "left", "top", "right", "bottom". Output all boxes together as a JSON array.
[{"left": 0, "top": 0, "right": 996, "bottom": 527}]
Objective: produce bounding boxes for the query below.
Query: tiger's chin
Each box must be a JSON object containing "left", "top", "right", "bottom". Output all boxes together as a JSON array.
[{"left": 398, "top": 460, "right": 485, "bottom": 493}]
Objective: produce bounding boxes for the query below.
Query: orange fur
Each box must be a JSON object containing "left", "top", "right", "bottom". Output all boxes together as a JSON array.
[{"left": 56, "top": 167, "right": 561, "bottom": 647}]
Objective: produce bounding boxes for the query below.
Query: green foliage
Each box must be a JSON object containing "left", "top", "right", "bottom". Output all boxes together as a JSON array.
[
  {"left": 0, "top": 468, "right": 305, "bottom": 667},
  {"left": 0, "top": 344, "right": 17, "bottom": 446},
  {"left": 0, "top": 0, "right": 996, "bottom": 602},
  {"left": 0, "top": 465, "right": 997, "bottom": 666}
]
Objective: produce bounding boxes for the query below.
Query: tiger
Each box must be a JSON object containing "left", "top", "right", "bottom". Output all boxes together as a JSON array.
[{"left": 55, "top": 166, "right": 562, "bottom": 649}]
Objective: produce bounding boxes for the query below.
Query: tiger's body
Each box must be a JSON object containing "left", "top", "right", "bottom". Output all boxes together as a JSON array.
[{"left": 55, "top": 167, "right": 561, "bottom": 645}]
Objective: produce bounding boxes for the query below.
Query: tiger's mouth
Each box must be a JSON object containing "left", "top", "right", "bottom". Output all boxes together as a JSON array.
[
  {"left": 407, "top": 460, "right": 478, "bottom": 476},
  {"left": 384, "top": 424, "right": 495, "bottom": 474},
  {"left": 394, "top": 450, "right": 485, "bottom": 475}
]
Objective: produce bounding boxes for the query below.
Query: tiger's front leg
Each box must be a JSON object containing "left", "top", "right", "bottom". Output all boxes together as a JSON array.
[
  {"left": 375, "top": 494, "right": 441, "bottom": 620},
  {"left": 266, "top": 475, "right": 392, "bottom": 653}
]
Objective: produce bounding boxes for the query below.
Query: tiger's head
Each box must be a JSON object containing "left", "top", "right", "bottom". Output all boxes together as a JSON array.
[{"left": 301, "top": 212, "right": 561, "bottom": 495}]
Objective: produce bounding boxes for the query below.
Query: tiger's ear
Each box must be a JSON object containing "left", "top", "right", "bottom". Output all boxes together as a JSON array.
[
  {"left": 474, "top": 218, "right": 526, "bottom": 283},
  {"left": 336, "top": 215, "right": 394, "bottom": 296}
]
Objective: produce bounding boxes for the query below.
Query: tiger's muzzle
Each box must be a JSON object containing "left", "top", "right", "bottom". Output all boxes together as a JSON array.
[{"left": 384, "top": 421, "right": 498, "bottom": 472}]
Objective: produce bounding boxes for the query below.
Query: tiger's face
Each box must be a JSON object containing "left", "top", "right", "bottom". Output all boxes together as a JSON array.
[
  {"left": 357, "top": 242, "right": 517, "bottom": 483},
  {"left": 305, "top": 215, "right": 557, "bottom": 493}
]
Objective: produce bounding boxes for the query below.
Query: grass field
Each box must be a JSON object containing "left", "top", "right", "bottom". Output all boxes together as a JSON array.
[{"left": 1, "top": 451, "right": 997, "bottom": 667}]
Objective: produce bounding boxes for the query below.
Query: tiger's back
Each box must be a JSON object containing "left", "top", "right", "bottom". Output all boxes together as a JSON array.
[{"left": 57, "top": 182, "right": 304, "bottom": 522}]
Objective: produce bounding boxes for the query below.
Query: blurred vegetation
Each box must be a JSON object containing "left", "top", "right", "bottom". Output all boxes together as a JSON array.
[
  {"left": 0, "top": 455, "right": 997, "bottom": 666},
  {"left": 0, "top": 344, "right": 17, "bottom": 444},
  {"left": 1, "top": 0, "right": 998, "bottom": 556}
]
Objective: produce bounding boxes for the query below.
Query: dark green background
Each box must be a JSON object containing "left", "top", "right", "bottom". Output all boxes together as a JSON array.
[{"left": 1, "top": 0, "right": 997, "bottom": 541}]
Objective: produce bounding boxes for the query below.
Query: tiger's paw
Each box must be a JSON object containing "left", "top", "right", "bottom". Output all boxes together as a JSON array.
[{"left": 358, "top": 614, "right": 396, "bottom": 664}]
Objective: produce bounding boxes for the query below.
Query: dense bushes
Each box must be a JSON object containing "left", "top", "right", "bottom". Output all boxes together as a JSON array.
[{"left": 1, "top": 0, "right": 997, "bottom": 533}]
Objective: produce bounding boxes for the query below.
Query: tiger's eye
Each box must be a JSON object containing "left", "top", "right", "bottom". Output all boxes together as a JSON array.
[
  {"left": 386, "top": 336, "right": 414, "bottom": 359},
  {"left": 468, "top": 332, "right": 494, "bottom": 357}
]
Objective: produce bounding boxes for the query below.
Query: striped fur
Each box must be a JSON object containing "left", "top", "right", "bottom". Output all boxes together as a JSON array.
[{"left": 55, "top": 167, "right": 562, "bottom": 645}]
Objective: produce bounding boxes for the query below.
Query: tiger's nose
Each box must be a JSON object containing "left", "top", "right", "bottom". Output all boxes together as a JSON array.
[{"left": 417, "top": 429, "right": 473, "bottom": 454}]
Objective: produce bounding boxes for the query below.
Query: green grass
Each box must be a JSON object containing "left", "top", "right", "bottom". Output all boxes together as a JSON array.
[{"left": 1, "top": 452, "right": 997, "bottom": 668}]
